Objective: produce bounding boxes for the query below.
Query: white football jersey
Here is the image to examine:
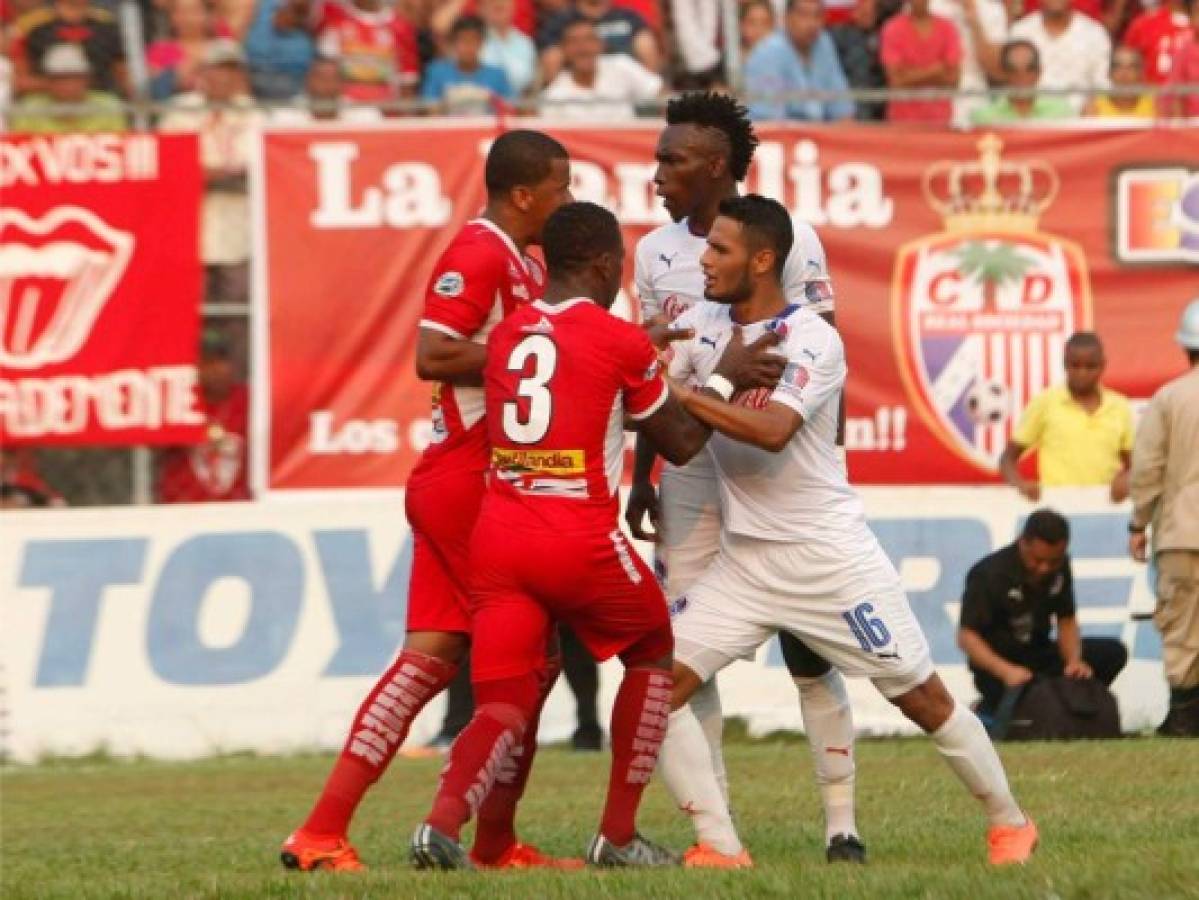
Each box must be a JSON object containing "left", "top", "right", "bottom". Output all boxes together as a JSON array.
[
  {"left": 668, "top": 301, "right": 866, "bottom": 542},
  {"left": 634, "top": 216, "right": 835, "bottom": 325}
]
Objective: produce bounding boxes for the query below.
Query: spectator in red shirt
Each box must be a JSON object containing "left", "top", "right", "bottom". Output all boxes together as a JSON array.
[
  {"left": 274, "top": 0, "right": 420, "bottom": 102},
  {"left": 158, "top": 331, "right": 251, "bottom": 504},
  {"left": 1123, "top": 0, "right": 1191, "bottom": 82},
  {"left": 1166, "top": 0, "right": 1199, "bottom": 116},
  {"left": 880, "top": 0, "right": 961, "bottom": 121}
]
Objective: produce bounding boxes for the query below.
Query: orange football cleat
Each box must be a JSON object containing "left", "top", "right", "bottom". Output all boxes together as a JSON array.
[
  {"left": 682, "top": 843, "right": 754, "bottom": 869},
  {"left": 987, "top": 817, "right": 1039, "bottom": 866},
  {"left": 471, "top": 842, "right": 585, "bottom": 870},
  {"left": 280, "top": 829, "right": 365, "bottom": 872}
]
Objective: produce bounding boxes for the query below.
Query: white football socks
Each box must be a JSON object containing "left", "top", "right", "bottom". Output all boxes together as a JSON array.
[
  {"left": 659, "top": 705, "right": 743, "bottom": 855},
  {"left": 689, "top": 678, "right": 730, "bottom": 805},
  {"left": 795, "top": 670, "right": 858, "bottom": 843},
  {"left": 932, "top": 703, "right": 1026, "bottom": 828}
]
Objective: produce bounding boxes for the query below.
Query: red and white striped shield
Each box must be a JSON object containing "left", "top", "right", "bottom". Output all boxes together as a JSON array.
[{"left": 893, "top": 230, "right": 1092, "bottom": 472}]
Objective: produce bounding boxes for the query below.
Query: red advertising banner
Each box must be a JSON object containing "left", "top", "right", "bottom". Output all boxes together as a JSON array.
[
  {"left": 1, "top": 132, "right": 206, "bottom": 446},
  {"left": 256, "top": 122, "right": 1199, "bottom": 490}
]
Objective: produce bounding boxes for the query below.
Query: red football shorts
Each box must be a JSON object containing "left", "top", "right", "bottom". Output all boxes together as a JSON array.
[
  {"left": 403, "top": 467, "right": 486, "bottom": 634},
  {"left": 467, "top": 496, "right": 672, "bottom": 682}
]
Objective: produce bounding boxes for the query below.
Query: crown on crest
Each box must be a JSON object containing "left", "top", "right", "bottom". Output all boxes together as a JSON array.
[{"left": 922, "top": 134, "right": 1058, "bottom": 233}]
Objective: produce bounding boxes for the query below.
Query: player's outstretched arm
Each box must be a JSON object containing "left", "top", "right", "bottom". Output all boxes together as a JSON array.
[
  {"left": 626, "top": 434, "right": 662, "bottom": 542},
  {"left": 415, "top": 328, "right": 487, "bottom": 387},
  {"left": 638, "top": 393, "right": 711, "bottom": 468},
  {"left": 680, "top": 388, "right": 802, "bottom": 454}
]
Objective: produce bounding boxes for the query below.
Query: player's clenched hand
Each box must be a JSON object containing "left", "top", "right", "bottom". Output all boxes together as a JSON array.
[
  {"left": 646, "top": 321, "right": 695, "bottom": 350},
  {"left": 1002, "top": 665, "right": 1035, "bottom": 688},
  {"left": 625, "top": 480, "right": 661, "bottom": 542},
  {"left": 714, "top": 325, "right": 786, "bottom": 391}
]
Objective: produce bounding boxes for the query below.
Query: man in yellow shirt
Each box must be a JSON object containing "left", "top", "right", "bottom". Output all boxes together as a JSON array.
[{"left": 1000, "top": 332, "right": 1134, "bottom": 502}]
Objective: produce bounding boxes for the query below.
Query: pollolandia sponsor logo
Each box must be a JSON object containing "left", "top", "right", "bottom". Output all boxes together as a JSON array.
[
  {"left": 892, "top": 134, "right": 1092, "bottom": 473},
  {"left": 491, "top": 446, "right": 585, "bottom": 474}
]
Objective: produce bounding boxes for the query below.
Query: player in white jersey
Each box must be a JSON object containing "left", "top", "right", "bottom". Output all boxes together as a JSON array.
[
  {"left": 628, "top": 92, "right": 862, "bottom": 866},
  {"left": 657, "top": 195, "right": 1040, "bottom": 867}
]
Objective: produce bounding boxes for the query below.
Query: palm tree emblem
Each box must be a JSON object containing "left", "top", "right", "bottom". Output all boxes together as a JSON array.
[{"left": 952, "top": 242, "right": 1034, "bottom": 314}]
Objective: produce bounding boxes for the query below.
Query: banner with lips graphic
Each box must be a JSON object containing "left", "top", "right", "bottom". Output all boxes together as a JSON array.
[{"left": 0, "top": 133, "right": 206, "bottom": 446}]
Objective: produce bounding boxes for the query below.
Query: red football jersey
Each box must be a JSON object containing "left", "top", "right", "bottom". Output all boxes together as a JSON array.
[
  {"left": 1123, "top": 7, "right": 1192, "bottom": 82},
  {"left": 484, "top": 297, "right": 668, "bottom": 521},
  {"left": 312, "top": 0, "right": 419, "bottom": 101},
  {"left": 412, "top": 218, "right": 545, "bottom": 483},
  {"left": 158, "top": 384, "right": 251, "bottom": 503}
]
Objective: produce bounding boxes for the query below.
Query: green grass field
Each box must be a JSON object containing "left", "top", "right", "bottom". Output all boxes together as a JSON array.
[{"left": 3, "top": 736, "right": 1197, "bottom": 899}]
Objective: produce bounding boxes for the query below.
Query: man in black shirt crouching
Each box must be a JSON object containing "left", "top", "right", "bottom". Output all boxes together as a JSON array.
[{"left": 958, "top": 509, "right": 1128, "bottom": 715}]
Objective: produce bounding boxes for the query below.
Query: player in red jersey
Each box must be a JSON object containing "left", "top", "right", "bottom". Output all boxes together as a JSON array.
[
  {"left": 409, "top": 201, "right": 784, "bottom": 870},
  {"left": 281, "top": 130, "right": 574, "bottom": 873}
]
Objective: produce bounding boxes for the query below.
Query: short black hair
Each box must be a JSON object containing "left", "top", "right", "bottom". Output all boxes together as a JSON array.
[
  {"left": 542, "top": 201, "right": 622, "bottom": 276},
  {"left": 484, "top": 129, "right": 569, "bottom": 196},
  {"left": 450, "top": 13, "right": 486, "bottom": 38},
  {"left": 716, "top": 194, "right": 793, "bottom": 279},
  {"left": 1001, "top": 39, "right": 1040, "bottom": 72},
  {"left": 739, "top": 0, "right": 774, "bottom": 20},
  {"left": 665, "top": 91, "right": 759, "bottom": 182},
  {"left": 1065, "top": 331, "right": 1103, "bottom": 356},
  {"left": 560, "top": 12, "right": 596, "bottom": 36},
  {"left": 1189, "top": 348, "right": 1199, "bottom": 364},
  {"left": 1022, "top": 509, "right": 1070, "bottom": 545}
]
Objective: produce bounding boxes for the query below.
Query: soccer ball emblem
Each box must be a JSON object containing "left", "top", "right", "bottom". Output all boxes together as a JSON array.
[{"left": 966, "top": 379, "right": 1010, "bottom": 425}]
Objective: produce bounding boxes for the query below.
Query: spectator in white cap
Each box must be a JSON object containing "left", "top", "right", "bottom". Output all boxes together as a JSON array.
[
  {"left": 160, "top": 37, "right": 261, "bottom": 309},
  {"left": 1129, "top": 298, "right": 1199, "bottom": 738},
  {"left": 9, "top": 42, "right": 125, "bottom": 133}
]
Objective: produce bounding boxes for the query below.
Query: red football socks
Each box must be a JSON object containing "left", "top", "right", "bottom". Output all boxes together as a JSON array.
[
  {"left": 425, "top": 702, "right": 528, "bottom": 841},
  {"left": 471, "top": 657, "right": 562, "bottom": 863},
  {"left": 599, "top": 667, "right": 672, "bottom": 846},
  {"left": 302, "top": 649, "right": 457, "bottom": 837}
]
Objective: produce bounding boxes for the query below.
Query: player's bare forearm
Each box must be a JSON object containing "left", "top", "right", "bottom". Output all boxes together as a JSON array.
[
  {"left": 639, "top": 394, "right": 711, "bottom": 466},
  {"left": 958, "top": 627, "right": 1019, "bottom": 681},
  {"left": 679, "top": 385, "right": 800, "bottom": 453},
  {"left": 415, "top": 328, "right": 486, "bottom": 386},
  {"left": 631, "top": 432, "right": 658, "bottom": 485},
  {"left": 1056, "top": 616, "right": 1083, "bottom": 666}
]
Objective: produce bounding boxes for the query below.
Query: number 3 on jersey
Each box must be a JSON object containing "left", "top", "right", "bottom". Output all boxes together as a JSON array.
[{"left": 503, "top": 334, "right": 558, "bottom": 443}]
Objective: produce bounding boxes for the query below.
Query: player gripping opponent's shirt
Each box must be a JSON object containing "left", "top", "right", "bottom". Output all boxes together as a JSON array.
[{"left": 407, "top": 218, "right": 547, "bottom": 634}]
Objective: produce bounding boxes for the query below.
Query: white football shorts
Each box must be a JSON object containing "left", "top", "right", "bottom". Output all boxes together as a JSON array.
[
  {"left": 656, "top": 451, "right": 721, "bottom": 600},
  {"left": 671, "top": 530, "right": 934, "bottom": 698}
]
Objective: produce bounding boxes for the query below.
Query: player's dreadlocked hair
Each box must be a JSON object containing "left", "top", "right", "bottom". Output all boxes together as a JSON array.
[
  {"left": 543, "top": 202, "right": 622, "bottom": 275},
  {"left": 665, "top": 92, "right": 759, "bottom": 183},
  {"left": 485, "top": 129, "right": 568, "bottom": 196}
]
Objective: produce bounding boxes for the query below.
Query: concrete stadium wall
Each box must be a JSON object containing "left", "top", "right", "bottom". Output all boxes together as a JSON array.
[{"left": 0, "top": 487, "right": 1166, "bottom": 762}]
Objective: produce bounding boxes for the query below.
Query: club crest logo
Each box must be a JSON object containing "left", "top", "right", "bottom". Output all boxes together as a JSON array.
[{"left": 892, "top": 135, "right": 1092, "bottom": 472}]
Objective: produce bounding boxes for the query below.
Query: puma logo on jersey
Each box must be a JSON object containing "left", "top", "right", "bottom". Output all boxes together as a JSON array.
[
  {"left": 511, "top": 283, "right": 529, "bottom": 300},
  {"left": 658, "top": 252, "right": 678, "bottom": 269},
  {"left": 699, "top": 335, "right": 718, "bottom": 349},
  {"left": 520, "top": 315, "right": 554, "bottom": 334}
]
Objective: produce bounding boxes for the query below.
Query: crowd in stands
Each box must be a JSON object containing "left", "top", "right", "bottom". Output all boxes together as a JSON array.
[{"left": 3, "top": 0, "right": 1199, "bottom": 126}]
